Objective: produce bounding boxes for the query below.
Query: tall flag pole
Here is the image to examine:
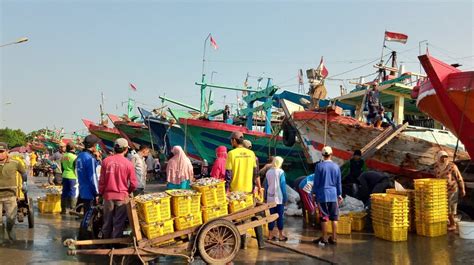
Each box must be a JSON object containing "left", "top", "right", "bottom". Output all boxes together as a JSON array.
[{"left": 201, "top": 33, "right": 211, "bottom": 76}]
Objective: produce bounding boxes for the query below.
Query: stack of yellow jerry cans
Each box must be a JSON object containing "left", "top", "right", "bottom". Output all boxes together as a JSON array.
[
  {"left": 414, "top": 179, "right": 448, "bottom": 237},
  {"left": 371, "top": 193, "right": 409, "bottom": 241},
  {"left": 38, "top": 186, "right": 62, "bottom": 214}
]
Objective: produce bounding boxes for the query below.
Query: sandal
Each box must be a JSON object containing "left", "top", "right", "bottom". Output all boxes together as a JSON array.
[
  {"left": 268, "top": 236, "right": 277, "bottom": 241},
  {"left": 279, "top": 236, "right": 288, "bottom": 241}
]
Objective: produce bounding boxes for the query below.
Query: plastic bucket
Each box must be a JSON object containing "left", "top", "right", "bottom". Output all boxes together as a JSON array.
[{"left": 458, "top": 221, "right": 474, "bottom": 239}]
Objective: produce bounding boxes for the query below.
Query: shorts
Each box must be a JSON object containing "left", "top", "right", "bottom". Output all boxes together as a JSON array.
[
  {"left": 448, "top": 190, "right": 459, "bottom": 215},
  {"left": 317, "top": 202, "right": 339, "bottom": 222}
]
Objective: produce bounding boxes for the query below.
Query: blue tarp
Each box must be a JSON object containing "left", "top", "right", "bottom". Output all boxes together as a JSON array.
[{"left": 272, "top": 90, "right": 356, "bottom": 111}]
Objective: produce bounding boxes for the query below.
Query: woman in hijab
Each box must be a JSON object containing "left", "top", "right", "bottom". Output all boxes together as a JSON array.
[
  {"left": 210, "top": 146, "right": 227, "bottom": 180},
  {"left": 434, "top": 150, "right": 466, "bottom": 231},
  {"left": 166, "top": 146, "right": 194, "bottom": 189},
  {"left": 265, "top": 156, "right": 288, "bottom": 241}
]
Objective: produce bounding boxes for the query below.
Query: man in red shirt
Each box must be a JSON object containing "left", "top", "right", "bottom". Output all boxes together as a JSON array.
[{"left": 99, "top": 138, "right": 137, "bottom": 239}]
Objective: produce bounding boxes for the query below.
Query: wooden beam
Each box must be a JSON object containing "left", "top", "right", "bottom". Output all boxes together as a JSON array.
[
  {"left": 68, "top": 238, "right": 131, "bottom": 247},
  {"left": 382, "top": 89, "right": 412, "bottom": 99},
  {"left": 127, "top": 199, "right": 143, "bottom": 241},
  {"left": 393, "top": 96, "right": 405, "bottom": 125},
  {"left": 236, "top": 214, "right": 279, "bottom": 234}
]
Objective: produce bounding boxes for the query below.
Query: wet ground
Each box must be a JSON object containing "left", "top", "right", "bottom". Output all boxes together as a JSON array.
[{"left": 1, "top": 176, "right": 473, "bottom": 264}]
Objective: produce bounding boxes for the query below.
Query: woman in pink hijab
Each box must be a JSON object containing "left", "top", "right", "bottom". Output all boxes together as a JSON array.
[
  {"left": 166, "top": 146, "right": 194, "bottom": 189},
  {"left": 210, "top": 146, "right": 227, "bottom": 180}
]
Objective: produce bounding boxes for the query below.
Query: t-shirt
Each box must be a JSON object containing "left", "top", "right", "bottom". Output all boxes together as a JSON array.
[
  {"left": 0, "top": 159, "right": 26, "bottom": 198},
  {"left": 62, "top": 152, "right": 77, "bottom": 179},
  {"left": 225, "top": 147, "right": 257, "bottom": 193},
  {"left": 312, "top": 160, "right": 342, "bottom": 203}
]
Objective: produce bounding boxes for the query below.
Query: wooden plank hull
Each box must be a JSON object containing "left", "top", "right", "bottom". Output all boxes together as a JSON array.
[{"left": 292, "top": 111, "right": 470, "bottom": 178}]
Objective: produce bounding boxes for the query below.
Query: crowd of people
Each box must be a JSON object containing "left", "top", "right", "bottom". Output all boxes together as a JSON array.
[{"left": 0, "top": 130, "right": 467, "bottom": 247}]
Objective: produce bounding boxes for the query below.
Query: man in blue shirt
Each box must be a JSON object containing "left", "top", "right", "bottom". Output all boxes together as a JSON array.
[
  {"left": 75, "top": 135, "right": 100, "bottom": 214},
  {"left": 312, "top": 146, "right": 342, "bottom": 246}
]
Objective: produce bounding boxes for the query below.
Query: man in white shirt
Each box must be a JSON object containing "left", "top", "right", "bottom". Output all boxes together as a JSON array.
[{"left": 131, "top": 145, "right": 150, "bottom": 196}]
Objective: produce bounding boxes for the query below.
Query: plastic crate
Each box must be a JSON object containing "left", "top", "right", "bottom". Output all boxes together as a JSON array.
[
  {"left": 46, "top": 193, "right": 61, "bottom": 202},
  {"left": 416, "top": 221, "right": 447, "bottom": 237},
  {"left": 229, "top": 194, "right": 254, "bottom": 213},
  {"left": 136, "top": 196, "right": 171, "bottom": 224},
  {"left": 42, "top": 200, "right": 61, "bottom": 213},
  {"left": 38, "top": 199, "right": 45, "bottom": 213},
  {"left": 326, "top": 215, "right": 351, "bottom": 234},
  {"left": 167, "top": 190, "right": 201, "bottom": 217},
  {"left": 386, "top": 188, "right": 415, "bottom": 198},
  {"left": 192, "top": 181, "right": 227, "bottom": 207},
  {"left": 350, "top": 212, "right": 367, "bottom": 231},
  {"left": 140, "top": 219, "right": 175, "bottom": 240},
  {"left": 202, "top": 203, "right": 229, "bottom": 223},
  {"left": 373, "top": 224, "right": 408, "bottom": 242},
  {"left": 175, "top": 214, "right": 203, "bottom": 231}
]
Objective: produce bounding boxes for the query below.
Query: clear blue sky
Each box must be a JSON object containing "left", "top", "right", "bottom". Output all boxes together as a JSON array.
[{"left": 1, "top": 0, "right": 472, "bottom": 134}]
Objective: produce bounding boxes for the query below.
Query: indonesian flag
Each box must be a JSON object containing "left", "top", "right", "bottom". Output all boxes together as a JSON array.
[
  {"left": 316, "top": 57, "right": 329, "bottom": 78},
  {"left": 210, "top": 35, "right": 218, "bottom": 50},
  {"left": 384, "top": 31, "right": 408, "bottom": 44},
  {"left": 129, "top": 83, "right": 137, "bottom": 91}
]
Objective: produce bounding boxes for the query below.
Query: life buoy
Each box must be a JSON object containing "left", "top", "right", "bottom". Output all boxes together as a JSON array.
[{"left": 282, "top": 120, "right": 296, "bottom": 147}]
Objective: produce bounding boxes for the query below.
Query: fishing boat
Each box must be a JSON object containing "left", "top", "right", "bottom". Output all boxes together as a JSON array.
[
  {"left": 179, "top": 117, "right": 310, "bottom": 182},
  {"left": 283, "top": 51, "right": 470, "bottom": 179},
  {"left": 416, "top": 55, "right": 474, "bottom": 158},
  {"left": 82, "top": 119, "right": 121, "bottom": 151},
  {"left": 138, "top": 107, "right": 201, "bottom": 160},
  {"left": 107, "top": 114, "right": 159, "bottom": 151}
]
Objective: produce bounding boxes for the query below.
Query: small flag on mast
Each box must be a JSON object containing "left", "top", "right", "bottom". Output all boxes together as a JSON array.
[
  {"left": 129, "top": 83, "right": 137, "bottom": 92},
  {"left": 384, "top": 31, "right": 408, "bottom": 44},
  {"left": 210, "top": 35, "right": 218, "bottom": 50},
  {"left": 316, "top": 57, "right": 329, "bottom": 78}
]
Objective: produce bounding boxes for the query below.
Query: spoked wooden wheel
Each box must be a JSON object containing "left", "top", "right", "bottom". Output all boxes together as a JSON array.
[{"left": 198, "top": 219, "right": 241, "bottom": 264}]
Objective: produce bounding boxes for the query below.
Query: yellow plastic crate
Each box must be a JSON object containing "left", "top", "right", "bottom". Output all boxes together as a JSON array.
[
  {"left": 326, "top": 215, "right": 351, "bottom": 234},
  {"left": 229, "top": 194, "right": 254, "bottom": 213},
  {"left": 373, "top": 224, "right": 408, "bottom": 242},
  {"left": 136, "top": 196, "right": 171, "bottom": 224},
  {"left": 202, "top": 203, "right": 229, "bottom": 223},
  {"left": 140, "top": 219, "right": 175, "bottom": 239},
  {"left": 192, "top": 181, "right": 227, "bottom": 207},
  {"left": 175, "top": 214, "right": 203, "bottom": 231},
  {"left": 386, "top": 188, "right": 415, "bottom": 198},
  {"left": 416, "top": 221, "right": 447, "bottom": 237},
  {"left": 38, "top": 199, "right": 46, "bottom": 213},
  {"left": 46, "top": 193, "right": 61, "bottom": 202},
  {"left": 42, "top": 200, "right": 61, "bottom": 213},
  {"left": 350, "top": 212, "right": 367, "bottom": 231},
  {"left": 167, "top": 190, "right": 201, "bottom": 217}
]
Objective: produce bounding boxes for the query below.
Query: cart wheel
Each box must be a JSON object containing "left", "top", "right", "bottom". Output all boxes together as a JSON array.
[
  {"left": 28, "top": 197, "right": 34, "bottom": 228},
  {"left": 197, "top": 219, "right": 241, "bottom": 264}
]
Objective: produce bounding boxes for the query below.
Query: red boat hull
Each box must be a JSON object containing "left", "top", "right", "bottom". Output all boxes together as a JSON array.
[{"left": 418, "top": 55, "right": 474, "bottom": 158}]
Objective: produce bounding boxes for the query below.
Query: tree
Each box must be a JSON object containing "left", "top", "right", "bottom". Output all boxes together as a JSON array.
[{"left": 0, "top": 128, "right": 27, "bottom": 148}]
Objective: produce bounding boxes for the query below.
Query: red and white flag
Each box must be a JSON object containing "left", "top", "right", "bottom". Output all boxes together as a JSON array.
[
  {"left": 129, "top": 83, "right": 137, "bottom": 91},
  {"left": 384, "top": 31, "right": 408, "bottom": 44},
  {"left": 316, "top": 57, "right": 329, "bottom": 78},
  {"left": 210, "top": 35, "right": 218, "bottom": 50}
]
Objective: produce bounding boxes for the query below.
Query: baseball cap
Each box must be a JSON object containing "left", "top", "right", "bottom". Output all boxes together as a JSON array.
[
  {"left": 243, "top": 140, "right": 252, "bottom": 149},
  {"left": 229, "top": 131, "right": 244, "bottom": 140},
  {"left": 322, "top": 146, "right": 333, "bottom": 156},
  {"left": 0, "top": 142, "right": 8, "bottom": 150},
  {"left": 83, "top": 135, "right": 100, "bottom": 148},
  {"left": 114, "top": 138, "right": 129, "bottom": 148}
]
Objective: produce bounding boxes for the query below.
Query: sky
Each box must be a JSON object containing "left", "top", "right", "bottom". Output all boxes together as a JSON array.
[{"left": 1, "top": 0, "right": 473, "bottom": 134}]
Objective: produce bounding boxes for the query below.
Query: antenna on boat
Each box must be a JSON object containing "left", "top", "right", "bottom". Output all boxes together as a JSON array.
[{"left": 100, "top": 92, "right": 105, "bottom": 125}]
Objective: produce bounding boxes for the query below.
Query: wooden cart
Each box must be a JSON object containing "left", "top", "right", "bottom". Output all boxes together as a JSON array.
[{"left": 64, "top": 200, "right": 278, "bottom": 264}]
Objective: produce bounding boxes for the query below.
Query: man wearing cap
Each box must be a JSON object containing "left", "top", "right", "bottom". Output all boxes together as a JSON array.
[
  {"left": 0, "top": 142, "right": 27, "bottom": 240},
  {"left": 312, "top": 146, "right": 342, "bottom": 246},
  {"left": 226, "top": 132, "right": 265, "bottom": 249},
  {"left": 51, "top": 142, "right": 66, "bottom": 185},
  {"left": 99, "top": 138, "right": 137, "bottom": 239},
  {"left": 76, "top": 135, "right": 101, "bottom": 214}
]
